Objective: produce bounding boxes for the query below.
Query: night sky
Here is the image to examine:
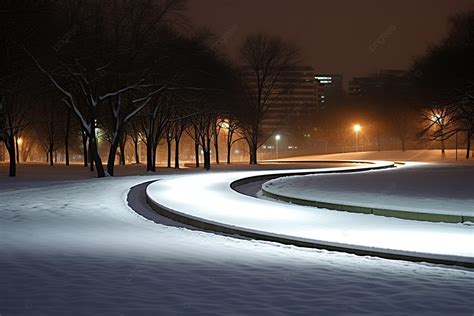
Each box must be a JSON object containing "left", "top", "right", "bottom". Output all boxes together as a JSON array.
[{"left": 188, "top": 0, "right": 474, "bottom": 87}]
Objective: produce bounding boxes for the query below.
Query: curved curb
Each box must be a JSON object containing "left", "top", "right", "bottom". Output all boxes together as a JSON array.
[
  {"left": 145, "top": 161, "right": 473, "bottom": 268},
  {"left": 146, "top": 193, "right": 474, "bottom": 268},
  {"left": 230, "top": 160, "right": 394, "bottom": 189},
  {"left": 260, "top": 188, "right": 474, "bottom": 224}
]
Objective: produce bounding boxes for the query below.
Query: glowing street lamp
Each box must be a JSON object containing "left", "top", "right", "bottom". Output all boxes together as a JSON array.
[
  {"left": 219, "top": 118, "right": 230, "bottom": 130},
  {"left": 353, "top": 124, "right": 361, "bottom": 152},
  {"left": 431, "top": 113, "right": 442, "bottom": 124},
  {"left": 275, "top": 134, "right": 281, "bottom": 159}
]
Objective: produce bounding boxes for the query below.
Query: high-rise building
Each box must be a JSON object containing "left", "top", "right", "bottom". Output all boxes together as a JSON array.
[
  {"left": 241, "top": 65, "right": 318, "bottom": 132},
  {"left": 314, "top": 74, "right": 343, "bottom": 106},
  {"left": 349, "top": 69, "right": 409, "bottom": 97}
]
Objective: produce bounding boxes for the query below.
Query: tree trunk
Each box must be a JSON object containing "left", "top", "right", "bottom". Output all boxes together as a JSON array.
[
  {"left": 466, "top": 131, "right": 471, "bottom": 159},
  {"left": 89, "top": 137, "right": 105, "bottom": 177},
  {"left": 49, "top": 143, "right": 54, "bottom": 166},
  {"left": 153, "top": 141, "right": 159, "bottom": 170},
  {"left": 89, "top": 140, "right": 94, "bottom": 172},
  {"left": 194, "top": 140, "right": 200, "bottom": 168},
  {"left": 119, "top": 137, "right": 126, "bottom": 166},
  {"left": 146, "top": 140, "right": 155, "bottom": 172},
  {"left": 65, "top": 109, "right": 71, "bottom": 166},
  {"left": 203, "top": 148, "right": 211, "bottom": 170},
  {"left": 227, "top": 143, "right": 231, "bottom": 164},
  {"left": 134, "top": 139, "right": 140, "bottom": 164},
  {"left": 167, "top": 138, "right": 172, "bottom": 168},
  {"left": 82, "top": 130, "right": 88, "bottom": 167},
  {"left": 107, "top": 137, "right": 120, "bottom": 176},
  {"left": 203, "top": 137, "right": 211, "bottom": 171},
  {"left": 249, "top": 127, "right": 258, "bottom": 164},
  {"left": 5, "top": 134, "right": 16, "bottom": 177},
  {"left": 15, "top": 136, "right": 20, "bottom": 164},
  {"left": 194, "top": 127, "right": 200, "bottom": 168},
  {"left": 214, "top": 132, "right": 219, "bottom": 164},
  {"left": 174, "top": 136, "right": 180, "bottom": 169},
  {"left": 249, "top": 142, "right": 258, "bottom": 164},
  {"left": 226, "top": 129, "right": 234, "bottom": 164}
]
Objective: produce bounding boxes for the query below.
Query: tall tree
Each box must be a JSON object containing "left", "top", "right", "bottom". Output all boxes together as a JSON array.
[
  {"left": 412, "top": 10, "right": 474, "bottom": 158},
  {"left": 239, "top": 33, "right": 300, "bottom": 164},
  {"left": 0, "top": 1, "right": 51, "bottom": 176}
]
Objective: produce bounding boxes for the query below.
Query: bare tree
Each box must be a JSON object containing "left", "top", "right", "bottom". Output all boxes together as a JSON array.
[
  {"left": 222, "top": 117, "right": 244, "bottom": 164},
  {"left": 34, "top": 95, "right": 61, "bottom": 166},
  {"left": 239, "top": 33, "right": 300, "bottom": 164},
  {"left": 412, "top": 10, "right": 474, "bottom": 158},
  {"left": 0, "top": 1, "right": 49, "bottom": 176}
]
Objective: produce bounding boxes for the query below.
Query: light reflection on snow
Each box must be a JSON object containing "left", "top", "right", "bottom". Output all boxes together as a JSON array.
[{"left": 147, "top": 161, "right": 474, "bottom": 262}]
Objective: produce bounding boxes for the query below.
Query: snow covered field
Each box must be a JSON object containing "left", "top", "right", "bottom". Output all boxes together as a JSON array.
[
  {"left": 1, "top": 159, "right": 474, "bottom": 314},
  {"left": 282, "top": 149, "right": 474, "bottom": 163},
  {"left": 263, "top": 163, "right": 474, "bottom": 217}
]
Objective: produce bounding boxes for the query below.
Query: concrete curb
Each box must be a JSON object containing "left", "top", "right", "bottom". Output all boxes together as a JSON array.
[
  {"left": 146, "top": 192, "right": 474, "bottom": 268},
  {"left": 145, "top": 161, "right": 473, "bottom": 268},
  {"left": 260, "top": 189, "right": 474, "bottom": 224}
]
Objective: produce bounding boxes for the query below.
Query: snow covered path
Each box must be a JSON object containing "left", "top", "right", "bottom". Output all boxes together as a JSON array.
[
  {"left": 147, "top": 164, "right": 474, "bottom": 265},
  {"left": 1, "top": 174, "right": 474, "bottom": 314}
]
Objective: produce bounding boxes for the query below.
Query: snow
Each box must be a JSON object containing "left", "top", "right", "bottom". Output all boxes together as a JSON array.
[
  {"left": 280, "top": 149, "right": 474, "bottom": 164},
  {"left": 1, "top": 161, "right": 474, "bottom": 314},
  {"left": 262, "top": 163, "right": 474, "bottom": 217},
  {"left": 147, "top": 162, "right": 474, "bottom": 262}
]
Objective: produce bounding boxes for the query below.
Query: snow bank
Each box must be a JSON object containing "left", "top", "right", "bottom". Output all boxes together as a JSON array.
[{"left": 1, "top": 162, "right": 474, "bottom": 314}]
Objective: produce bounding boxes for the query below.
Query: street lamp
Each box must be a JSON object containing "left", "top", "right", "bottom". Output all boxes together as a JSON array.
[
  {"left": 353, "top": 124, "right": 361, "bottom": 152},
  {"left": 275, "top": 134, "right": 281, "bottom": 159}
]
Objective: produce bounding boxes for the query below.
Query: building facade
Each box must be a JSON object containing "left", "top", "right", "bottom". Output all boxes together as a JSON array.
[{"left": 314, "top": 74, "right": 343, "bottom": 106}]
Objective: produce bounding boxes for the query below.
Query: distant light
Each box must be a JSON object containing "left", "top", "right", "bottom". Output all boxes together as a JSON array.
[
  {"left": 275, "top": 134, "right": 281, "bottom": 141},
  {"left": 220, "top": 119, "right": 230, "bottom": 129},
  {"left": 353, "top": 124, "right": 361, "bottom": 132},
  {"left": 431, "top": 114, "right": 442, "bottom": 124}
]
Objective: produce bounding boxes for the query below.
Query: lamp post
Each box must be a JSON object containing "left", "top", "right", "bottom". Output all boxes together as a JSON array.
[
  {"left": 275, "top": 134, "right": 281, "bottom": 159},
  {"left": 353, "top": 124, "right": 361, "bottom": 152}
]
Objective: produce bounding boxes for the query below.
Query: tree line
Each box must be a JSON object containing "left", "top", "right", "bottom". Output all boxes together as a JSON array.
[{"left": 0, "top": 0, "right": 301, "bottom": 177}]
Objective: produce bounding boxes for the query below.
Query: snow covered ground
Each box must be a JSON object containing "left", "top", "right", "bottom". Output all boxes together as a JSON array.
[
  {"left": 1, "top": 161, "right": 474, "bottom": 314},
  {"left": 263, "top": 163, "right": 474, "bottom": 217},
  {"left": 282, "top": 149, "right": 474, "bottom": 163},
  {"left": 147, "top": 163, "right": 473, "bottom": 263}
]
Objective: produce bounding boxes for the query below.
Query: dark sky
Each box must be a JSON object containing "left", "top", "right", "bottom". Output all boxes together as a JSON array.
[{"left": 187, "top": 0, "right": 474, "bottom": 88}]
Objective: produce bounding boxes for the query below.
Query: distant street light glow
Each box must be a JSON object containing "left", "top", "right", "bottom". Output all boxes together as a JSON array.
[{"left": 353, "top": 124, "right": 361, "bottom": 152}]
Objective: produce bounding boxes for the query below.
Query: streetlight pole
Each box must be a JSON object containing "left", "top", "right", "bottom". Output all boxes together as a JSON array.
[{"left": 275, "top": 134, "right": 281, "bottom": 159}]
